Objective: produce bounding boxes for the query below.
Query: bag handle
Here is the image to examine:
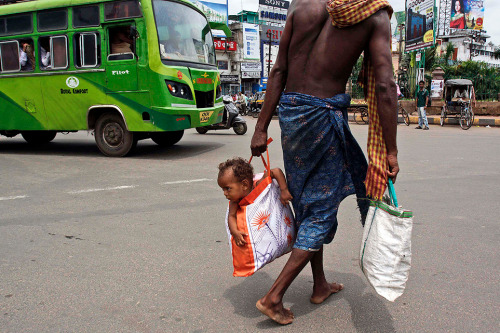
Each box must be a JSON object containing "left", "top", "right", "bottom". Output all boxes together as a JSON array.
[
  {"left": 248, "top": 137, "right": 273, "bottom": 175},
  {"left": 387, "top": 179, "right": 399, "bottom": 208}
]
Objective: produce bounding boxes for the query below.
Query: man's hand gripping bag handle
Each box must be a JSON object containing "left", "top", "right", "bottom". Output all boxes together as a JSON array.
[{"left": 248, "top": 138, "right": 273, "bottom": 175}]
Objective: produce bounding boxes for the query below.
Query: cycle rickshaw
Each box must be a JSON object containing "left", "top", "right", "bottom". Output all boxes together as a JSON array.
[{"left": 440, "top": 79, "right": 475, "bottom": 130}]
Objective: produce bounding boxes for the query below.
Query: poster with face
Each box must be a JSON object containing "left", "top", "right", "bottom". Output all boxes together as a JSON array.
[{"left": 450, "top": 0, "right": 485, "bottom": 30}]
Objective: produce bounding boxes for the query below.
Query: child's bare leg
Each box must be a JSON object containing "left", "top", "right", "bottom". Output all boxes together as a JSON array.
[
  {"left": 256, "top": 248, "right": 314, "bottom": 325},
  {"left": 309, "top": 246, "right": 343, "bottom": 304}
]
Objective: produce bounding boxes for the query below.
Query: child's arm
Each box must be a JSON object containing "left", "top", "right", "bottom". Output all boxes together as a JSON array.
[
  {"left": 228, "top": 201, "right": 247, "bottom": 247},
  {"left": 270, "top": 168, "right": 293, "bottom": 205}
]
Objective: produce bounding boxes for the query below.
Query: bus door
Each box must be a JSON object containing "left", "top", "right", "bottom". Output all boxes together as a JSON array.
[{"left": 105, "top": 24, "right": 138, "bottom": 92}]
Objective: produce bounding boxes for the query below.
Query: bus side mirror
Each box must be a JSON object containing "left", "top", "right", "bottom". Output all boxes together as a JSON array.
[{"left": 129, "top": 26, "right": 139, "bottom": 39}]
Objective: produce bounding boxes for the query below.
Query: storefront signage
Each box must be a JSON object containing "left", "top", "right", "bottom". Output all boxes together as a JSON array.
[
  {"left": 259, "top": 0, "right": 289, "bottom": 9},
  {"left": 242, "top": 71, "right": 261, "bottom": 79},
  {"left": 260, "top": 25, "right": 285, "bottom": 42},
  {"left": 214, "top": 38, "right": 237, "bottom": 51},
  {"left": 241, "top": 62, "right": 262, "bottom": 72},
  {"left": 220, "top": 74, "right": 239, "bottom": 83},
  {"left": 243, "top": 23, "right": 260, "bottom": 60}
]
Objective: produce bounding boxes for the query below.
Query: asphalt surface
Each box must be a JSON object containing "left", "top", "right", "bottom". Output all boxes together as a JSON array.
[{"left": 1, "top": 119, "right": 499, "bottom": 333}]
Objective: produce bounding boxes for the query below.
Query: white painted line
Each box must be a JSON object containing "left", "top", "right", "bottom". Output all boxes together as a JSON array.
[
  {"left": 160, "top": 178, "right": 213, "bottom": 185},
  {"left": 68, "top": 185, "right": 137, "bottom": 194},
  {"left": 0, "top": 195, "right": 28, "bottom": 201}
]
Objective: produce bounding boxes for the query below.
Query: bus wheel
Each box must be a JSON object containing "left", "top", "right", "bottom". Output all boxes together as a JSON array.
[
  {"left": 151, "top": 130, "right": 184, "bottom": 146},
  {"left": 95, "top": 113, "right": 134, "bottom": 157},
  {"left": 22, "top": 131, "right": 57, "bottom": 144},
  {"left": 196, "top": 127, "right": 208, "bottom": 134}
]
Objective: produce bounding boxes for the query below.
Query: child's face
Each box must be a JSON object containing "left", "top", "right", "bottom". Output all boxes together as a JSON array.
[{"left": 217, "top": 170, "right": 251, "bottom": 202}]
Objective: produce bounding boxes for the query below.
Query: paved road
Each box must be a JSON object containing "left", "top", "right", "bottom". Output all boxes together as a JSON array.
[{"left": 1, "top": 119, "right": 499, "bottom": 333}]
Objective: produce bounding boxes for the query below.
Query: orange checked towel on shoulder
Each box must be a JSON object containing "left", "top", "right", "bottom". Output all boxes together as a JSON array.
[{"left": 327, "top": 0, "right": 393, "bottom": 200}]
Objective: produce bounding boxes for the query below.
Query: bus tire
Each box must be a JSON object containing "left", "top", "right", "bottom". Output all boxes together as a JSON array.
[
  {"left": 151, "top": 130, "right": 184, "bottom": 146},
  {"left": 196, "top": 127, "right": 208, "bottom": 134},
  {"left": 21, "top": 131, "right": 57, "bottom": 144},
  {"left": 95, "top": 113, "right": 134, "bottom": 157}
]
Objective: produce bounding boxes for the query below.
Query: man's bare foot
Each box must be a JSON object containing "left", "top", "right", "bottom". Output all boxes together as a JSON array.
[
  {"left": 256, "top": 299, "right": 294, "bottom": 325},
  {"left": 310, "top": 282, "right": 344, "bottom": 304}
]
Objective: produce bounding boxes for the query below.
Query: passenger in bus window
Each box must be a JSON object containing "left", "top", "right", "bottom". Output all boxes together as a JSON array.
[
  {"left": 165, "top": 30, "right": 185, "bottom": 56},
  {"left": 110, "top": 26, "right": 133, "bottom": 54},
  {"left": 19, "top": 41, "right": 35, "bottom": 71},
  {"left": 39, "top": 39, "right": 51, "bottom": 69}
]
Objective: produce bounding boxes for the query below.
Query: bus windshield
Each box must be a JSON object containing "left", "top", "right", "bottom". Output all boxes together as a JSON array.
[{"left": 153, "top": 0, "right": 215, "bottom": 65}]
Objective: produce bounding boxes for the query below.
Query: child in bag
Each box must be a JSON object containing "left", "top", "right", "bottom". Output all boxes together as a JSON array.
[{"left": 217, "top": 157, "right": 296, "bottom": 277}]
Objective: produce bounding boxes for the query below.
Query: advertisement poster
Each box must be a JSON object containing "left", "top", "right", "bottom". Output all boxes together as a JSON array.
[
  {"left": 450, "top": 0, "right": 484, "bottom": 30},
  {"left": 188, "top": 0, "right": 228, "bottom": 24},
  {"left": 405, "top": 0, "right": 435, "bottom": 52},
  {"left": 431, "top": 79, "right": 444, "bottom": 98},
  {"left": 243, "top": 23, "right": 260, "bottom": 60}
]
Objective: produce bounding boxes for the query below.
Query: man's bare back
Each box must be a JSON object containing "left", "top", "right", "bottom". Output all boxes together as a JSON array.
[{"left": 285, "top": 0, "right": 378, "bottom": 98}]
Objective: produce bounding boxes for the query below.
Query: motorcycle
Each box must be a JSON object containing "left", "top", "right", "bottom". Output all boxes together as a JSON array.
[{"left": 195, "top": 96, "right": 247, "bottom": 135}]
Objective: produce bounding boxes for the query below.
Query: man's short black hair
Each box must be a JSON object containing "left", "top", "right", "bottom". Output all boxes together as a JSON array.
[{"left": 419, "top": 80, "right": 425, "bottom": 84}]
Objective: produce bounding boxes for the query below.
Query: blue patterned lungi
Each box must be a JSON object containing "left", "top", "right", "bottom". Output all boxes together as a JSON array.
[{"left": 279, "top": 92, "right": 369, "bottom": 252}]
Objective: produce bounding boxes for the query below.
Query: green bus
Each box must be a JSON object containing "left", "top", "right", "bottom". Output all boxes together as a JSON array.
[{"left": 0, "top": 0, "right": 225, "bottom": 156}]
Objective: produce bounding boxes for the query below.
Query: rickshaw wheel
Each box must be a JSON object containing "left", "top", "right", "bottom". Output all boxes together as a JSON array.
[
  {"left": 459, "top": 108, "right": 474, "bottom": 130},
  {"left": 440, "top": 107, "right": 446, "bottom": 127}
]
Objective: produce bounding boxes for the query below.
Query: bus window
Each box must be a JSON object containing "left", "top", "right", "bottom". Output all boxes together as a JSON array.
[
  {"left": 0, "top": 39, "right": 35, "bottom": 72},
  {"left": 104, "top": 0, "right": 141, "bottom": 21},
  {"left": 38, "top": 37, "right": 51, "bottom": 69},
  {"left": 108, "top": 26, "right": 134, "bottom": 61},
  {"left": 153, "top": 0, "right": 215, "bottom": 65},
  {"left": 50, "top": 36, "right": 68, "bottom": 70},
  {"left": 0, "top": 14, "right": 32, "bottom": 37},
  {"left": 74, "top": 32, "right": 100, "bottom": 68},
  {"left": 73, "top": 5, "right": 100, "bottom": 28},
  {"left": 0, "top": 41, "right": 19, "bottom": 72},
  {"left": 37, "top": 10, "right": 68, "bottom": 32}
]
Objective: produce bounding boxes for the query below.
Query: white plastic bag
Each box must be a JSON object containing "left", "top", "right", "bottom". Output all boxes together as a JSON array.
[
  {"left": 225, "top": 173, "right": 295, "bottom": 277},
  {"left": 359, "top": 180, "right": 413, "bottom": 302}
]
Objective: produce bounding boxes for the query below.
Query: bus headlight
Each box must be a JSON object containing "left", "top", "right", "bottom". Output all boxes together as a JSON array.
[{"left": 165, "top": 80, "right": 193, "bottom": 100}]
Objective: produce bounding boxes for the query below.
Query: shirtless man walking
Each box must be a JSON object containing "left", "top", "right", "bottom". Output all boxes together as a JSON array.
[{"left": 250, "top": 0, "right": 399, "bottom": 325}]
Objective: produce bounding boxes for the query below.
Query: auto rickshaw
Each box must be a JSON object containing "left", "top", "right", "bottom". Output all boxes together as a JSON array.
[{"left": 441, "top": 79, "right": 475, "bottom": 130}]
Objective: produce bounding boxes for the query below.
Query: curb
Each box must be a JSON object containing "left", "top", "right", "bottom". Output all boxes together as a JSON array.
[{"left": 348, "top": 114, "right": 500, "bottom": 127}]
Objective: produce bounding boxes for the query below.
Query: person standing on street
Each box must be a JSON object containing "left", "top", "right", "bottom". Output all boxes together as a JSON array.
[
  {"left": 415, "top": 80, "right": 430, "bottom": 130},
  {"left": 250, "top": 0, "right": 399, "bottom": 325},
  {"left": 238, "top": 92, "right": 247, "bottom": 115}
]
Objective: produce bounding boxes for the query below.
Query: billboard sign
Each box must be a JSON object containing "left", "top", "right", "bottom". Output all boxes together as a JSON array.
[
  {"left": 260, "top": 25, "right": 285, "bottom": 43},
  {"left": 243, "top": 23, "right": 260, "bottom": 60},
  {"left": 214, "top": 38, "right": 237, "bottom": 51},
  {"left": 241, "top": 62, "right": 262, "bottom": 72},
  {"left": 258, "top": 0, "right": 289, "bottom": 26},
  {"left": 450, "top": 0, "right": 484, "bottom": 30},
  {"left": 405, "top": 0, "right": 435, "bottom": 52},
  {"left": 258, "top": 0, "right": 289, "bottom": 9},
  {"left": 188, "top": 0, "right": 228, "bottom": 24}
]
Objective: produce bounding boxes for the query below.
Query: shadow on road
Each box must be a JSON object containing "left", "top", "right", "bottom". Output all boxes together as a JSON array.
[
  {"left": 0, "top": 138, "right": 225, "bottom": 160},
  {"left": 223, "top": 270, "right": 395, "bottom": 332}
]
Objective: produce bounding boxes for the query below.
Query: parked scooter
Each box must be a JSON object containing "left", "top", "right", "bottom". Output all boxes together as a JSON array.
[{"left": 195, "top": 96, "right": 247, "bottom": 135}]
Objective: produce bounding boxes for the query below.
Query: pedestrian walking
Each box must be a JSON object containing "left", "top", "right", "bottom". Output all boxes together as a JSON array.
[
  {"left": 250, "top": 0, "right": 399, "bottom": 325},
  {"left": 415, "top": 80, "right": 430, "bottom": 130}
]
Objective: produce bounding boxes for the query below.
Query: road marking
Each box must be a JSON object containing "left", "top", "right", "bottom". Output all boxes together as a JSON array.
[
  {"left": 0, "top": 195, "right": 28, "bottom": 201},
  {"left": 160, "top": 178, "right": 213, "bottom": 185},
  {"left": 68, "top": 185, "right": 137, "bottom": 194}
]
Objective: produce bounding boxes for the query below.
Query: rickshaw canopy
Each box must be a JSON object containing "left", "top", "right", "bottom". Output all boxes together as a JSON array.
[{"left": 445, "top": 79, "right": 474, "bottom": 87}]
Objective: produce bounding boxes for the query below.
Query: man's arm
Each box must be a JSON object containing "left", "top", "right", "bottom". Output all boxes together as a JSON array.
[
  {"left": 367, "top": 10, "right": 399, "bottom": 181},
  {"left": 250, "top": 7, "right": 294, "bottom": 156}
]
